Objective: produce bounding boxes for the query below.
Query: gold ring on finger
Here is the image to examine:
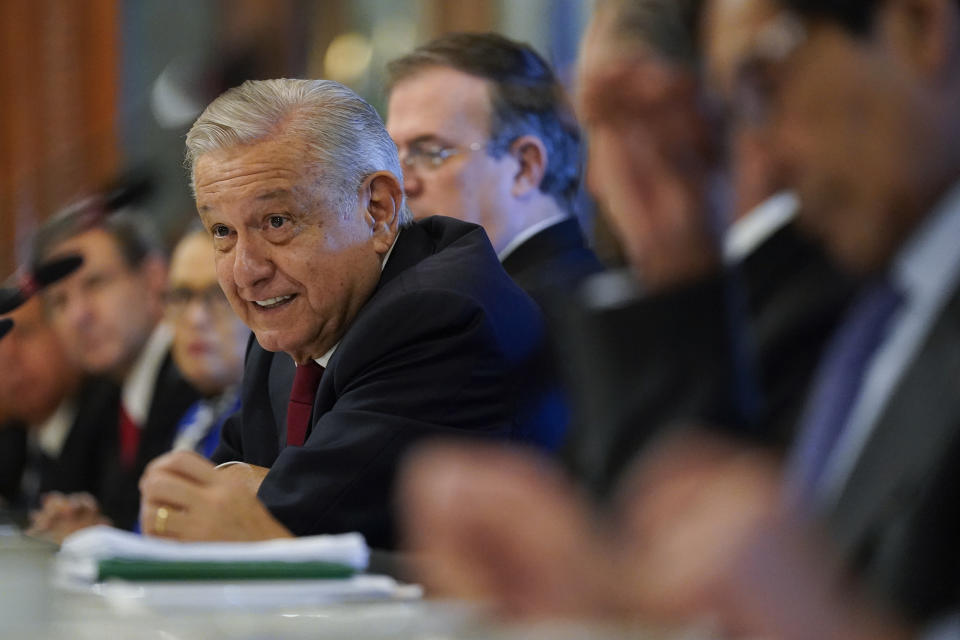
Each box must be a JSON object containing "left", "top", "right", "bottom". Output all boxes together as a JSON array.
[{"left": 155, "top": 506, "right": 170, "bottom": 535}]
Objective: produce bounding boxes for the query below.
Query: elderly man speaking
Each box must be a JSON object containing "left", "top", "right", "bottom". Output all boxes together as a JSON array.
[{"left": 139, "top": 79, "right": 554, "bottom": 548}]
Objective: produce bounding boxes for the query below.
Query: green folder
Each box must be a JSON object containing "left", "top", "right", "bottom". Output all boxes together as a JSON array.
[{"left": 97, "top": 558, "right": 356, "bottom": 582}]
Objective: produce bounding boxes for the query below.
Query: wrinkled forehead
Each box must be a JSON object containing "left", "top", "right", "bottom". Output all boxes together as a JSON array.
[
  {"left": 704, "top": 0, "right": 785, "bottom": 96},
  {"left": 386, "top": 66, "right": 495, "bottom": 142},
  {"left": 193, "top": 142, "right": 323, "bottom": 211}
]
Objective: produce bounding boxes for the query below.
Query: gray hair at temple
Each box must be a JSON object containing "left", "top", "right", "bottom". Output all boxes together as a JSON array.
[
  {"left": 595, "top": 0, "right": 704, "bottom": 69},
  {"left": 185, "top": 78, "right": 412, "bottom": 224}
]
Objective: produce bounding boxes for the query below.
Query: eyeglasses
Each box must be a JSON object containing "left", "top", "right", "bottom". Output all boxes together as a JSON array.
[
  {"left": 399, "top": 141, "right": 486, "bottom": 172},
  {"left": 166, "top": 285, "right": 233, "bottom": 318},
  {"left": 730, "top": 11, "right": 808, "bottom": 125}
]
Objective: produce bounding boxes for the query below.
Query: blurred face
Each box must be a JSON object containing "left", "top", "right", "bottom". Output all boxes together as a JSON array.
[
  {"left": 194, "top": 134, "right": 396, "bottom": 364},
  {"left": 387, "top": 66, "right": 519, "bottom": 252},
  {"left": 0, "top": 298, "right": 78, "bottom": 425},
  {"left": 167, "top": 233, "right": 249, "bottom": 396},
  {"left": 44, "top": 228, "right": 166, "bottom": 378},
  {"left": 576, "top": 8, "right": 715, "bottom": 273},
  {"left": 705, "top": 0, "right": 932, "bottom": 273}
]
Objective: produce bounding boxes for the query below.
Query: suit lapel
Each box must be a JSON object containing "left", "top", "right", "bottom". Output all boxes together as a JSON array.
[
  {"left": 827, "top": 286, "right": 960, "bottom": 556},
  {"left": 268, "top": 350, "right": 296, "bottom": 450},
  {"left": 138, "top": 352, "right": 199, "bottom": 466},
  {"left": 279, "top": 217, "right": 483, "bottom": 446}
]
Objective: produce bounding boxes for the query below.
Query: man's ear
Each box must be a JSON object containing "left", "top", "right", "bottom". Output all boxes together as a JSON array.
[
  {"left": 510, "top": 135, "right": 549, "bottom": 197},
  {"left": 881, "top": 0, "right": 959, "bottom": 80},
  {"left": 360, "top": 171, "right": 403, "bottom": 253}
]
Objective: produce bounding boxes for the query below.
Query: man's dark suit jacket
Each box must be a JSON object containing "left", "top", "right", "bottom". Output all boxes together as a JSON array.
[
  {"left": 739, "top": 222, "right": 854, "bottom": 447},
  {"left": 213, "top": 216, "right": 558, "bottom": 549},
  {"left": 0, "top": 365, "right": 196, "bottom": 531},
  {"left": 559, "top": 221, "right": 851, "bottom": 500},
  {"left": 100, "top": 353, "right": 199, "bottom": 530},
  {"left": 0, "top": 377, "right": 125, "bottom": 512},
  {"left": 61, "top": 355, "right": 199, "bottom": 531},
  {"left": 0, "top": 422, "right": 27, "bottom": 509},
  {"left": 822, "top": 283, "right": 960, "bottom": 625},
  {"left": 500, "top": 218, "right": 606, "bottom": 453},
  {"left": 500, "top": 217, "right": 605, "bottom": 297}
]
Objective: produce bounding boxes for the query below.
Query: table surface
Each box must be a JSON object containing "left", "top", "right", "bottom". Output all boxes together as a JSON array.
[{"left": 0, "top": 530, "right": 704, "bottom": 640}]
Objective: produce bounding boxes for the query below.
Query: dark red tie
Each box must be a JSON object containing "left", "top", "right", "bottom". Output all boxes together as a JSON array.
[
  {"left": 118, "top": 404, "right": 140, "bottom": 470},
  {"left": 286, "top": 361, "right": 324, "bottom": 446}
]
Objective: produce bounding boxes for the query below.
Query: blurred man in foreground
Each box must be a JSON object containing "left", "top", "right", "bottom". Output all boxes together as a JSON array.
[
  {"left": 27, "top": 211, "right": 199, "bottom": 536},
  {"left": 400, "top": 0, "right": 960, "bottom": 636},
  {"left": 559, "top": 0, "right": 851, "bottom": 500},
  {"left": 139, "top": 79, "right": 557, "bottom": 548},
  {"left": 386, "top": 33, "right": 602, "bottom": 295}
]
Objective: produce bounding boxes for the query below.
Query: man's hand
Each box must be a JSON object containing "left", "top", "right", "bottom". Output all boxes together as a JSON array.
[
  {"left": 613, "top": 432, "right": 911, "bottom": 640},
  {"left": 576, "top": 55, "right": 722, "bottom": 292},
  {"left": 26, "top": 491, "right": 111, "bottom": 544},
  {"left": 139, "top": 450, "right": 291, "bottom": 541},
  {"left": 400, "top": 436, "right": 912, "bottom": 640},
  {"left": 400, "top": 443, "right": 624, "bottom": 619}
]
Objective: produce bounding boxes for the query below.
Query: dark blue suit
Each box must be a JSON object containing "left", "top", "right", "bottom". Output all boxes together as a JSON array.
[{"left": 214, "top": 217, "right": 561, "bottom": 549}]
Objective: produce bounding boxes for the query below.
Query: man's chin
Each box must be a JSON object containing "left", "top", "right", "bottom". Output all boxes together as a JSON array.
[
  {"left": 253, "top": 331, "right": 309, "bottom": 360},
  {"left": 253, "top": 332, "right": 285, "bottom": 353},
  {"left": 79, "top": 351, "right": 122, "bottom": 378}
]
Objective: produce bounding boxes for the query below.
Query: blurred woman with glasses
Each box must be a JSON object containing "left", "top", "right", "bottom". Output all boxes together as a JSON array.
[{"left": 166, "top": 227, "right": 248, "bottom": 457}]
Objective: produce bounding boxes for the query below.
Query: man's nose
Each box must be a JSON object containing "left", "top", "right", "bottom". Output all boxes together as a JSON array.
[
  {"left": 232, "top": 235, "right": 275, "bottom": 291},
  {"left": 63, "top": 294, "right": 93, "bottom": 329},
  {"left": 181, "top": 296, "right": 213, "bottom": 327},
  {"left": 403, "top": 169, "right": 423, "bottom": 199}
]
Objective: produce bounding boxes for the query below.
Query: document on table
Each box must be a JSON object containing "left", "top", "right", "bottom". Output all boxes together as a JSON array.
[{"left": 54, "top": 525, "right": 421, "bottom": 610}]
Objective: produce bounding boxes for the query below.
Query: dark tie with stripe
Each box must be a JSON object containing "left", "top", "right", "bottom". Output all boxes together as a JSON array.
[
  {"left": 286, "top": 361, "right": 324, "bottom": 447},
  {"left": 788, "top": 278, "right": 903, "bottom": 508}
]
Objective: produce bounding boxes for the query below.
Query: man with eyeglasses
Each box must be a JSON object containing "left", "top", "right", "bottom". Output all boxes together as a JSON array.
[
  {"left": 26, "top": 208, "right": 200, "bottom": 540},
  {"left": 386, "top": 32, "right": 604, "bottom": 296},
  {"left": 165, "top": 227, "right": 248, "bottom": 458}
]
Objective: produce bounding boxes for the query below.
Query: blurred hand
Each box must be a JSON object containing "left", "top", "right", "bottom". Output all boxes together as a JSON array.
[
  {"left": 27, "top": 491, "right": 111, "bottom": 544},
  {"left": 400, "top": 442, "right": 627, "bottom": 619},
  {"left": 139, "top": 450, "right": 289, "bottom": 541},
  {"left": 577, "top": 55, "right": 722, "bottom": 291},
  {"left": 400, "top": 436, "right": 912, "bottom": 640},
  {"left": 614, "top": 432, "right": 911, "bottom": 640}
]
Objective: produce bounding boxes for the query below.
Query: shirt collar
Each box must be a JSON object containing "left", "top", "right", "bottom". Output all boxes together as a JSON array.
[
  {"left": 497, "top": 215, "right": 570, "bottom": 262},
  {"left": 33, "top": 397, "right": 77, "bottom": 457},
  {"left": 891, "top": 179, "right": 960, "bottom": 309},
  {"left": 122, "top": 323, "right": 172, "bottom": 426},
  {"left": 723, "top": 191, "right": 798, "bottom": 264}
]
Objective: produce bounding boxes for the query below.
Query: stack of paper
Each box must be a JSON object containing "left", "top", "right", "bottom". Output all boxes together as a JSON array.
[
  {"left": 55, "top": 526, "right": 422, "bottom": 611},
  {"left": 57, "top": 525, "right": 369, "bottom": 583}
]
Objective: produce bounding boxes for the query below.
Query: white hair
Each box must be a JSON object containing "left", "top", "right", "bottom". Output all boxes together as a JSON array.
[{"left": 185, "top": 78, "right": 411, "bottom": 223}]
